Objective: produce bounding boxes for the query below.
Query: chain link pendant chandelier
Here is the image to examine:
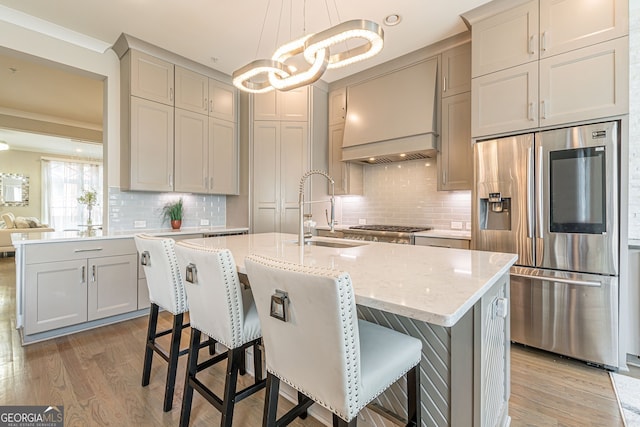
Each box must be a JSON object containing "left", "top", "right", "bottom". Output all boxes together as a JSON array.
[{"left": 232, "top": 1, "right": 384, "bottom": 94}]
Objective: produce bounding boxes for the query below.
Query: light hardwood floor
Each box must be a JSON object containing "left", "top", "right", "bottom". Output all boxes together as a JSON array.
[{"left": 0, "top": 256, "right": 627, "bottom": 426}]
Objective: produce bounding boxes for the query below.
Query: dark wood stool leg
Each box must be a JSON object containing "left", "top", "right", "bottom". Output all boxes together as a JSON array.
[
  {"left": 208, "top": 336, "right": 216, "bottom": 355},
  {"left": 221, "top": 347, "right": 242, "bottom": 427},
  {"left": 163, "top": 312, "right": 184, "bottom": 412},
  {"left": 406, "top": 365, "right": 421, "bottom": 427},
  {"left": 179, "top": 328, "right": 201, "bottom": 427},
  {"left": 253, "top": 341, "right": 263, "bottom": 383},
  {"left": 297, "top": 392, "right": 309, "bottom": 419},
  {"left": 333, "top": 414, "right": 357, "bottom": 427},
  {"left": 263, "top": 373, "right": 280, "bottom": 427},
  {"left": 142, "top": 303, "right": 159, "bottom": 387},
  {"left": 238, "top": 348, "right": 246, "bottom": 375}
]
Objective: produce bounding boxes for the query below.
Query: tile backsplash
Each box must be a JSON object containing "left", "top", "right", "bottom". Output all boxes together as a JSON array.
[
  {"left": 339, "top": 159, "right": 471, "bottom": 229},
  {"left": 108, "top": 187, "right": 225, "bottom": 231}
]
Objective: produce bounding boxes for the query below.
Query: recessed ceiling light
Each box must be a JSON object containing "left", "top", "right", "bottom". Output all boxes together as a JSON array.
[
  {"left": 0, "top": 141, "right": 9, "bottom": 151},
  {"left": 384, "top": 14, "right": 402, "bottom": 26}
]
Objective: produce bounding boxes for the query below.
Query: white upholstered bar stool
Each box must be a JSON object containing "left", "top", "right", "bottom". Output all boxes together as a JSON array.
[
  {"left": 174, "top": 241, "right": 265, "bottom": 427},
  {"left": 245, "top": 255, "right": 422, "bottom": 427},
  {"left": 134, "top": 234, "right": 214, "bottom": 412}
]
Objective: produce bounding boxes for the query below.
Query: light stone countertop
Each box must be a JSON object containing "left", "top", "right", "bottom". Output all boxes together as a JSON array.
[
  {"left": 10, "top": 226, "right": 248, "bottom": 246},
  {"left": 182, "top": 232, "right": 517, "bottom": 327}
]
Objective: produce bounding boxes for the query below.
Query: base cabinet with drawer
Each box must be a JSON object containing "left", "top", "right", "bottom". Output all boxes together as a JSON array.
[
  {"left": 414, "top": 236, "right": 470, "bottom": 249},
  {"left": 23, "top": 239, "right": 138, "bottom": 336}
]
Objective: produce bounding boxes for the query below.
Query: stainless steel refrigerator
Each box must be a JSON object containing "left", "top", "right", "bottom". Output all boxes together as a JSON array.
[{"left": 472, "top": 121, "right": 620, "bottom": 368}]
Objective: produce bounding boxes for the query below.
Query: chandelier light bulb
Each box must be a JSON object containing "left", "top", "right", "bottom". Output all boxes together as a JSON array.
[
  {"left": 269, "top": 35, "right": 329, "bottom": 91},
  {"left": 232, "top": 59, "right": 290, "bottom": 94},
  {"left": 304, "top": 20, "right": 384, "bottom": 69}
]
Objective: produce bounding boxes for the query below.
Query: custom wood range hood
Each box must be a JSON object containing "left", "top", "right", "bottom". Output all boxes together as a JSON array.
[{"left": 341, "top": 57, "right": 438, "bottom": 164}]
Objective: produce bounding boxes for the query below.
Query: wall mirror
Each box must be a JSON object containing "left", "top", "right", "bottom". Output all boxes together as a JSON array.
[{"left": 0, "top": 173, "right": 29, "bottom": 206}]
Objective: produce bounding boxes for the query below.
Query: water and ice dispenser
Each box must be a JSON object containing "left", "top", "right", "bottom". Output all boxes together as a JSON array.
[{"left": 479, "top": 192, "right": 511, "bottom": 231}]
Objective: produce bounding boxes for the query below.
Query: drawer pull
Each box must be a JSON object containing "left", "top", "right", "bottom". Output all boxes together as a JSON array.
[{"left": 74, "top": 248, "right": 103, "bottom": 253}]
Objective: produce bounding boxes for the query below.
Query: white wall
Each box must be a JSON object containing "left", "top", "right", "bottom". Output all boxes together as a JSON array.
[{"left": 629, "top": 2, "right": 640, "bottom": 240}]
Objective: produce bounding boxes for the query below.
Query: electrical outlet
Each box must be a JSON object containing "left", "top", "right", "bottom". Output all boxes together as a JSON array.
[
  {"left": 200, "top": 219, "right": 210, "bottom": 226},
  {"left": 358, "top": 218, "right": 367, "bottom": 225},
  {"left": 465, "top": 222, "right": 472, "bottom": 230},
  {"left": 451, "top": 221, "right": 463, "bottom": 230},
  {"left": 134, "top": 220, "right": 146, "bottom": 228}
]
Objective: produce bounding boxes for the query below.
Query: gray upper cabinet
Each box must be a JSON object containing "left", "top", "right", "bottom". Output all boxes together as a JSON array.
[
  {"left": 175, "top": 66, "right": 237, "bottom": 122},
  {"left": 175, "top": 66, "right": 209, "bottom": 114},
  {"left": 439, "top": 92, "right": 472, "bottom": 191},
  {"left": 328, "top": 87, "right": 347, "bottom": 125},
  {"left": 209, "top": 79, "right": 236, "bottom": 122},
  {"left": 328, "top": 124, "right": 363, "bottom": 196},
  {"left": 472, "top": 62, "right": 539, "bottom": 137},
  {"left": 442, "top": 43, "right": 472, "bottom": 97},
  {"left": 120, "top": 45, "right": 238, "bottom": 194},
  {"left": 466, "top": 0, "right": 628, "bottom": 137},
  {"left": 124, "top": 96, "right": 175, "bottom": 191},
  {"left": 129, "top": 50, "right": 174, "bottom": 105},
  {"left": 470, "top": 0, "right": 538, "bottom": 78},
  {"left": 538, "top": 0, "right": 628, "bottom": 59},
  {"left": 254, "top": 88, "right": 308, "bottom": 121},
  {"left": 538, "top": 37, "right": 628, "bottom": 128}
]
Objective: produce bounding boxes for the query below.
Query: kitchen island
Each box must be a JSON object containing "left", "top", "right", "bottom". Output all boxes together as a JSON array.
[{"left": 183, "top": 232, "right": 517, "bottom": 427}]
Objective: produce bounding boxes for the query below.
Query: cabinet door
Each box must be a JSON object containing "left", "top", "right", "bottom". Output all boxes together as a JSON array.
[
  {"left": 253, "top": 88, "right": 308, "bottom": 121},
  {"left": 328, "top": 88, "right": 347, "bottom": 125},
  {"left": 25, "top": 260, "right": 88, "bottom": 334},
  {"left": 209, "top": 118, "right": 239, "bottom": 195},
  {"left": 174, "top": 108, "right": 209, "bottom": 193},
  {"left": 539, "top": 0, "right": 628, "bottom": 58},
  {"left": 439, "top": 92, "right": 472, "bottom": 191},
  {"left": 87, "top": 254, "right": 138, "bottom": 321},
  {"left": 279, "top": 87, "right": 308, "bottom": 121},
  {"left": 472, "top": 62, "right": 538, "bottom": 137},
  {"left": 130, "top": 50, "right": 174, "bottom": 105},
  {"left": 253, "top": 91, "right": 279, "bottom": 120},
  {"left": 328, "top": 124, "right": 363, "bottom": 195},
  {"left": 280, "top": 121, "right": 308, "bottom": 234},
  {"left": 471, "top": 0, "right": 538, "bottom": 77},
  {"left": 129, "top": 97, "right": 174, "bottom": 191},
  {"left": 253, "top": 121, "right": 281, "bottom": 233},
  {"left": 175, "top": 67, "right": 208, "bottom": 114},
  {"left": 442, "top": 43, "right": 471, "bottom": 98},
  {"left": 209, "top": 79, "right": 236, "bottom": 122},
  {"left": 539, "top": 37, "right": 628, "bottom": 128}
]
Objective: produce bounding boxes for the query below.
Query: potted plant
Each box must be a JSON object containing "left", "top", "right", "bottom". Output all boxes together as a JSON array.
[
  {"left": 162, "top": 198, "right": 183, "bottom": 230},
  {"left": 77, "top": 188, "right": 98, "bottom": 225}
]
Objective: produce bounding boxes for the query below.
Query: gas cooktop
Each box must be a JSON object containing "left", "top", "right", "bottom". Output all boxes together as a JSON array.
[{"left": 348, "top": 225, "right": 432, "bottom": 233}]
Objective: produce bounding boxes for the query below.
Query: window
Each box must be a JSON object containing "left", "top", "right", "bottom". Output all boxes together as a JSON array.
[{"left": 42, "top": 158, "right": 103, "bottom": 231}]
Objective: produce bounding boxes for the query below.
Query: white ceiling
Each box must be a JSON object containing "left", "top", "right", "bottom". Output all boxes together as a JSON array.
[
  {"left": 0, "top": 128, "right": 103, "bottom": 159},
  {"left": 0, "top": 0, "right": 489, "bottom": 83}
]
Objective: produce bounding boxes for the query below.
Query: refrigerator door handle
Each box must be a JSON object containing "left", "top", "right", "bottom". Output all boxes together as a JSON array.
[
  {"left": 511, "top": 272, "right": 602, "bottom": 287},
  {"left": 527, "top": 146, "right": 534, "bottom": 238},
  {"left": 535, "top": 144, "right": 544, "bottom": 239}
]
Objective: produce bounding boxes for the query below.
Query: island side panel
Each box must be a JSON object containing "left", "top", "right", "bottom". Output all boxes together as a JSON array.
[
  {"left": 357, "top": 271, "right": 511, "bottom": 427},
  {"left": 357, "top": 305, "right": 454, "bottom": 426},
  {"left": 475, "top": 272, "right": 510, "bottom": 427}
]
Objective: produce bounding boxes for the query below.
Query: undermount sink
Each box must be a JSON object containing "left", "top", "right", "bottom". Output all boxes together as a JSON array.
[{"left": 304, "top": 239, "right": 367, "bottom": 248}]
